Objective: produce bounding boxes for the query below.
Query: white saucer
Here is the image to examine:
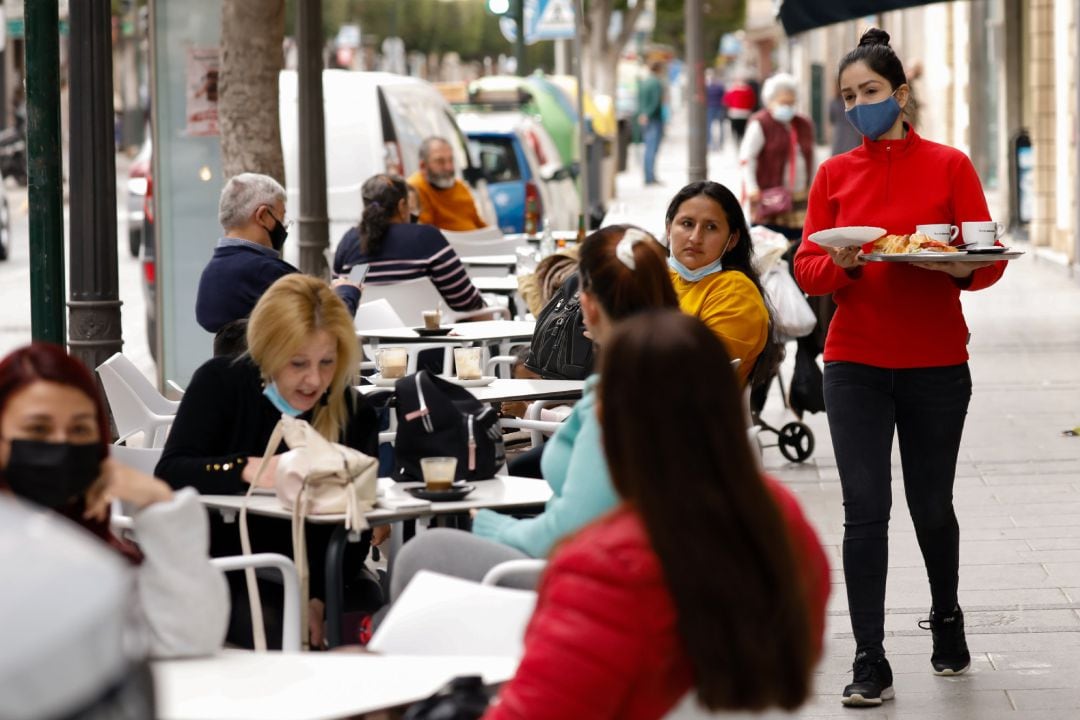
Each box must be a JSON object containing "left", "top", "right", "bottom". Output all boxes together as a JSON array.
[
  {"left": 368, "top": 373, "right": 403, "bottom": 388},
  {"left": 808, "top": 226, "right": 886, "bottom": 248},
  {"left": 441, "top": 375, "right": 497, "bottom": 387}
]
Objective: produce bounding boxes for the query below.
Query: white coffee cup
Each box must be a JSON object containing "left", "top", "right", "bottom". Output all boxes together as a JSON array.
[
  {"left": 961, "top": 221, "right": 1006, "bottom": 248},
  {"left": 453, "top": 347, "right": 483, "bottom": 381},
  {"left": 916, "top": 224, "right": 959, "bottom": 245}
]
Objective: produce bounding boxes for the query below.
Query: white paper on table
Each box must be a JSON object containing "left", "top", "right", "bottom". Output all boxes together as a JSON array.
[
  {"left": 369, "top": 571, "right": 537, "bottom": 659},
  {"left": 376, "top": 477, "right": 432, "bottom": 510}
]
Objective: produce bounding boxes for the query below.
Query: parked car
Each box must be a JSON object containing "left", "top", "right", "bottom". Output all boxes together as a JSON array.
[
  {"left": 125, "top": 134, "right": 152, "bottom": 258},
  {"left": 279, "top": 70, "right": 496, "bottom": 265},
  {"left": 456, "top": 111, "right": 579, "bottom": 233}
]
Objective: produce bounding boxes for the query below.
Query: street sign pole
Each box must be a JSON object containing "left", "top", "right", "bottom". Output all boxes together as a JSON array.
[
  {"left": 514, "top": 0, "right": 526, "bottom": 75},
  {"left": 25, "top": 0, "right": 65, "bottom": 344},
  {"left": 574, "top": 0, "right": 588, "bottom": 219},
  {"left": 297, "top": 0, "right": 330, "bottom": 278}
]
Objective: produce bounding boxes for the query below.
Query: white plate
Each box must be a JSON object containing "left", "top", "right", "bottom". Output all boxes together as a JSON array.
[
  {"left": 808, "top": 226, "right": 886, "bottom": 248},
  {"left": 441, "top": 375, "right": 497, "bottom": 387},
  {"left": 367, "top": 374, "right": 403, "bottom": 388}
]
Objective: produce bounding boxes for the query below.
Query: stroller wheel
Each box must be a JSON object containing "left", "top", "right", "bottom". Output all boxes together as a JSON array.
[{"left": 778, "top": 422, "right": 814, "bottom": 463}]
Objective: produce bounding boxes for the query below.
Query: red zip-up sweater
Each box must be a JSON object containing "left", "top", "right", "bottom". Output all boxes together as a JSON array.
[{"left": 793, "top": 127, "right": 1006, "bottom": 368}]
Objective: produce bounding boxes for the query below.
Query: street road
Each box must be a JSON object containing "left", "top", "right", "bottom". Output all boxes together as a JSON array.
[{"left": 0, "top": 173, "right": 155, "bottom": 379}]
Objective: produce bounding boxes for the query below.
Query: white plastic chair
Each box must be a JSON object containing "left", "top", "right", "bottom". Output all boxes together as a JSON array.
[
  {"left": 449, "top": 236, "right": 524, "bottom": 257},
  {"left": 441, "top": 227, "right": 506, "bottom": 244},
  {"left": 480, "top": 559, "right": 547, "bottom": 589},
  {"left": 97, "top": 354, "right": 177, "bottom": 448},
  {"left": 111, "top": 436, "right": 164, "bottom": 475},
  {"left": 361, "top": 278, "right": 509, "bottom": 326},
  {"left": 212, "top": 553, "right": 303, "bottom": 652}
]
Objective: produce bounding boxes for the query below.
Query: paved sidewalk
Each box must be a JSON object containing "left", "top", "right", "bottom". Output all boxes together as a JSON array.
[{"left": 613, "top": 111, "right": 1080, "bottom": 718}]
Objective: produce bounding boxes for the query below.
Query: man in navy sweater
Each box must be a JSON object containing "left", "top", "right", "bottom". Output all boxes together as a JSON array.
[{"left": 195, "top": 173, "right": 360, "bottom": 353}]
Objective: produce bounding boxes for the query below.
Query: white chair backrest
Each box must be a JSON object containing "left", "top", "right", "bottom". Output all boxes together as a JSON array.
[
  {"left": 211, "top": 554, "right": 302, "bottom": 652},
  {"left": 354, "top": 299, "right": 407, "bottom": 332},
  {"left": 449, "top": 236, "right": 524, "bottom": 257},
  {"left": 360, "top": 278, "right": 448, "bottom": 327},
  {"left": 111, "top": 441, "right": 163, "bottom": 476},
  {"left": 97, "top": 358, "right": 176, "bottom": 448},
  {"left": 101, "top": 353, "right": 180, "bottom": 416},
  {"left": 480, "top": 559, "right": 547, "bottom": 589},
  {"left": 441, "top": 227, "right": 505, "bottom": 244}
]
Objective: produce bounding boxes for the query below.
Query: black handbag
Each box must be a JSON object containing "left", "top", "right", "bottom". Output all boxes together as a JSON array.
[
  {"left": 524, "top": 271, "right": 594, "bottom": 380},
  {"left": 403, "top": 675, "right": 491, "bottom": 720},
  {"left": 393, "top": 371, "right": 506, "bottom": 482}
]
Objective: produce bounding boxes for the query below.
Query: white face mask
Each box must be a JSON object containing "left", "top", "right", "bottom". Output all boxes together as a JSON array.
[
  {"left": 668, "top": 233, "right": 735, "bottom": 281},
  {"left": 770, "top": 104, "right": 796, "bottom": 123}
]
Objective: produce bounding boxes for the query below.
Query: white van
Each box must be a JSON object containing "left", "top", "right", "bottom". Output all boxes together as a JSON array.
[{"left": 278, "top": 70, "right": 496, "bottom": 266}]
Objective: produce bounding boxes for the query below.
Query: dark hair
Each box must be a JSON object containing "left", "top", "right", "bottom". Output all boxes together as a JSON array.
[
  {"left": 839, "top": 28, "right": 907, "bottom": 90},
  {"left": 0, "top": 343, "right": 141, "bottom": 563},
  {"left": 358, "top": 174, "right": 408, "bottom": 256},
  {"left": 578, "top": 224, "right": 678, "bottom": 321},
  {"left": 599, "top": 311, "right": 814, "bottom": 711},
  {"left": 664, "top": 181, "right": 782, "bottom": 389}
]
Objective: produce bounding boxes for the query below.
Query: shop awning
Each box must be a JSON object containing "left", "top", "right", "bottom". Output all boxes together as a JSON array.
[{"left": 777, "top": 0, "right": 948, "bottom": 36}]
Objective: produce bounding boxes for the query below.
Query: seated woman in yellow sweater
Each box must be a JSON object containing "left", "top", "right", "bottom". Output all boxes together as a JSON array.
[{"left": 665, "top": 181, "right": 779, "bottom": 387}]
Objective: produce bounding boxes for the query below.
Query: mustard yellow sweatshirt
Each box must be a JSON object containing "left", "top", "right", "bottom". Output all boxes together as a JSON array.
[{"left": 669, "top": 269, "right": 769, "bottom": 386}]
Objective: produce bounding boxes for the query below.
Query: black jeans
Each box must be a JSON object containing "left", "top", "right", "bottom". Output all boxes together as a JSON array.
[{"left": 823, "top": 361, "right": 971, "bottom": 656}]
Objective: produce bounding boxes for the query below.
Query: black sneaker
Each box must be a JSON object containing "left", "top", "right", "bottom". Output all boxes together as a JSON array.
[
  {"left": 919, "top": 605, "right": 971, "bottom": 675},
  {"left": 841, "top": 651, "right": 895, "bottom": 707}
]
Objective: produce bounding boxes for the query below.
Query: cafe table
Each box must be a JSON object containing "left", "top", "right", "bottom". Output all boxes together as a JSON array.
[
  {"left": 153, "top": 650, "right": 517, "bottom": 720},
  {"left": 358, "top": 377, "right": 584, "bottom": 405},
  {"left": 201, "top": 475, "right": 552, "bottom": 648},
  {"left": 459, "top": 253, "right": 517, "bottom": 269},
  {"left": 359, "top": 320, "right": 534, "bottom": 348}
]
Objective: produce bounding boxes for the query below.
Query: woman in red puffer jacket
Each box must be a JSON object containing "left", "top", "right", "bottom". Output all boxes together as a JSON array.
[{"left": 483, "top": 311, "right": 830, "bottom": 720}]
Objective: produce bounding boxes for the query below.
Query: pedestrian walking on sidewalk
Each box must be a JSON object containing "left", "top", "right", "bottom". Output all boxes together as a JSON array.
[
  {"left": 723, "top": 76, "right": 756, "bottom": 148},
  {"left": 638, "top": 61, "right": 666, "bottom": 186},
  {"left": 705, "top": 68, "right": 726, "bottom": 150},
  {"left": 793, "top": 28, "right": 1008, "bottom": 708}
]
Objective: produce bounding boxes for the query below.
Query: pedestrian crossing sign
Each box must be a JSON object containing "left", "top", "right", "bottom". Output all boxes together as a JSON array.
[{"left": 529, "top": 0, "right": 575, "bottom": 41}]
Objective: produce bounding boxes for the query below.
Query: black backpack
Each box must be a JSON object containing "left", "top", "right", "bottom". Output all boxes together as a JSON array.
[
  {"left": 524, "top": 272, "right": 594, "bottom": 380},
  {"left": 393, "top": 371, "right": 506, "bottom": 482}
]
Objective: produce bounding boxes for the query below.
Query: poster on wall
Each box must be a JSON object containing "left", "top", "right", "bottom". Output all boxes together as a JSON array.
[{"left": 185, "top": 46, "right": 220, "bottom": 137}]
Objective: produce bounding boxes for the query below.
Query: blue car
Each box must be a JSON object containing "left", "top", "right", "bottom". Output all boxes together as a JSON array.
[{"left": 457, "top": 112, "right": 579, "bottom": 235}]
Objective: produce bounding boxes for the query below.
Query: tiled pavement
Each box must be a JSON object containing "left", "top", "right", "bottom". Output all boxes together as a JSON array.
[{"left": 617, "top": 114, "right": 1080, "bottom": 717}]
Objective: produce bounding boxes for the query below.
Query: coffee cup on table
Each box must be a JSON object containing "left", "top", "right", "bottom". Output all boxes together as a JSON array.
[
  {"left": 454, "top": 347, "right": 483, "bottom": 381},
  {"left": 376, "top": 347, "right": 408, "bottom": 379},
  {"left": 422, "top": 309, "right": 442, "bottom": 330},
  {"left": 420, "top": 456, "right": 457, "bottom": 491},
  {"left": 961, "top": 221, "right": 1006, "bottom": 248},
  {"left": 915, "top": 224, "right": 959, "bottom": 245}
]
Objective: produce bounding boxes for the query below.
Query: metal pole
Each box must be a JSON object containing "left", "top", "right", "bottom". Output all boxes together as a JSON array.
[
  {"left": 25, "top": 0, "right": 65, "bottom": 344},
  {"left": 68, "top": 0, "right": 123, "bottom": 372},
  {"left": 685, "top": 0, "right": 707, "bottom": 182},
  {"left": 574, "top": 0, "right": 589, "bottom": 219},
  {"left": 297, "top": 0, "right": 330, "bottom": 277},
  {"left": 515, "top": 0, "right": 526, "bottom": 76}
]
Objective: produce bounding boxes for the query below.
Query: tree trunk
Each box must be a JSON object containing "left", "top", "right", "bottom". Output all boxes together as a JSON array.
[
  {"left": 584, "top": 0, "right": 647, "bottom": 100},
  {"left": 219, "top": 0, "right": 285, "bottom": 184}
]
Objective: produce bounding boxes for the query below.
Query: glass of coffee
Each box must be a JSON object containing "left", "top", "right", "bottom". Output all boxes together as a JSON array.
[
  {"left": 420, "top": 456, "right": 457, "bottom": 491},
  {"left": 376, "top": 347, "right": 408, "bottom": 379},
  {"left": 422, "top": 309, "right": 442, "bottom": 330},
  {"left": 454, "top": 347, "right": 483, "bottom": 380}
]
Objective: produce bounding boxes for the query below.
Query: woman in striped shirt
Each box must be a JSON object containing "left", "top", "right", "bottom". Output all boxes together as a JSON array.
[{"left": 334, "top": 174, "right": 486, "bottom": 312}]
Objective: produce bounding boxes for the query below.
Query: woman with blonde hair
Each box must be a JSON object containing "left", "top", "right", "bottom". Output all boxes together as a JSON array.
[{"left": 158, "top": 274, "right": 381, "bottom": 648}]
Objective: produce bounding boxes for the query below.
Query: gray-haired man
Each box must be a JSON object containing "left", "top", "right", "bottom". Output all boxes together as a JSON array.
[{"left": 195, "top": 173, "right": 359, "bottom": 353}]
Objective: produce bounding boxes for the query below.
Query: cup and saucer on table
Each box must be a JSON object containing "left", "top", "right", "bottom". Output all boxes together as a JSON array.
[
  {"left": 406, "top": 456, "right": 476, "bottom": 502},
  {"left": 369, "top": 347, "right": 408, "bottom": 387},
  {"left": 443, "top": 347, "right": 496, "bottom": 387},
  {"left": 414, "top": 308, "right": 453, "bottom": 336}
]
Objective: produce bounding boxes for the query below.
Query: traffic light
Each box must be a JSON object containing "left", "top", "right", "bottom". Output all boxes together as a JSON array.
[{"left": 486, "top": 0, "right": 517, "bottom": 16}]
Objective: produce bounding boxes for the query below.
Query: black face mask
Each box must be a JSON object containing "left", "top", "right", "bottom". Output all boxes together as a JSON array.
[
  {"left": 267, "top": 217, "right": 288, "bottom": 253},
  {"left": 3, "top": 439, "right": 102, "bottom": 509}
]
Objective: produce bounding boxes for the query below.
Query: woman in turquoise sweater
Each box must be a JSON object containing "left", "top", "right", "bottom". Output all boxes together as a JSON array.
[{"left": 389, "top": 225, "right": 679, "bottom": 598}]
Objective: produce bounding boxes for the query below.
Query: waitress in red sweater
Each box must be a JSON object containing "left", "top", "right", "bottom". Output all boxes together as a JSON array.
[
  {"left": 794, "top": 28, "right": 1005, "bottom": 707},
  {"left": 483, "top": 310, "right": 829, "bottom": 720}
]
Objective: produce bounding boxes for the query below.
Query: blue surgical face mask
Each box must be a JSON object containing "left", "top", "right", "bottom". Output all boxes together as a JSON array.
[
  {"left": 770, "top": 104, "right": 796, "bottom": 123},
  {"left": 263, "top": 381, "right": 303, "bottom": 417},
  {"left": 668, "top": 254, "right": 726, "bottom": 282},
  {"left": 845, "top": 92, "right": 902, "bottom": 141}
]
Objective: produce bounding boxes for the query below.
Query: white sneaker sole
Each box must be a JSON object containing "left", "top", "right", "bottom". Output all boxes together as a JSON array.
[
  {"left": 841, "top": 687, "right": 895, "bottom": 707},
  {"left": 933, "top": 663, "right": 970, "bottom": 676}
]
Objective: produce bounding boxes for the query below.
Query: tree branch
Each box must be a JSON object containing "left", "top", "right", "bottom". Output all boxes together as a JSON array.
[{"left": 614, "top": 0, "right": 648, "bottom": 53}]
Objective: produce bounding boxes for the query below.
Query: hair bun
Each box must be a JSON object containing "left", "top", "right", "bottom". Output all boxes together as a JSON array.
[{"left": 858, "top": 28, "right": 891, "bottom": 48}]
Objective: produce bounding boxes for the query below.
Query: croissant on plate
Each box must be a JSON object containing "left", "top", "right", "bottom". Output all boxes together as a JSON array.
[{"left": 871, "top": 233, "right": 959, "bottom": 254}]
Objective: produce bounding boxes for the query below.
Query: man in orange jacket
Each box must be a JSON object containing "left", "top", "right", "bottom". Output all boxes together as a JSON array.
[{"left": 408, "top": 137, "right": 488, "bottom": 231}]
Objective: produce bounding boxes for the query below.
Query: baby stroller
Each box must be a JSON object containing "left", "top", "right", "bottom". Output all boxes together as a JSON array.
[{"left": 748, "top": 226, "right": 816, "bottom": 463}]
